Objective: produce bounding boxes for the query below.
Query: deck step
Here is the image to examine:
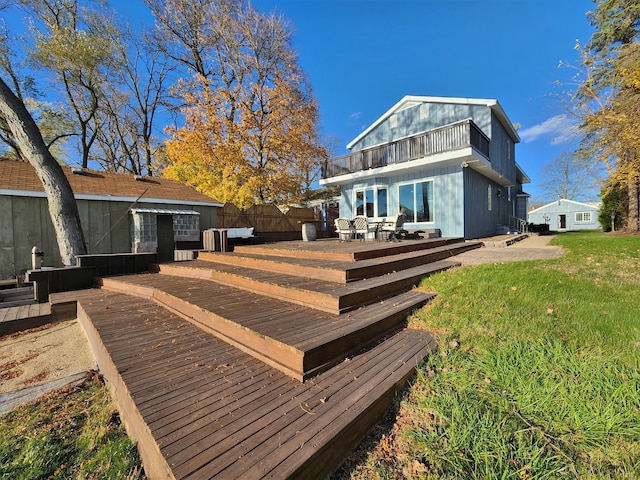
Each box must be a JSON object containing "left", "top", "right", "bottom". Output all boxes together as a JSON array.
[
  {"left": 75, "top": 288, "right": 436, "bottom": 479},
  {"left": 151, "top": 258, "right": 456, "bottom": 314},
  {"left": 98, "top": 274, "right": 434, "bottom": 381},
  {"left": 196, "top": 240, "right": 479, "bottom": 283},
  {"left": 220, "top": 236, "right": 475, "bottom": 262}
]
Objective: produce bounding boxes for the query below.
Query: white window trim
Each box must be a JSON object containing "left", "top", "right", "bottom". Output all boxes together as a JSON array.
[
  {"left": 354, "top": 185, "right": 389, "bottom": 218},
  {"left": 575, "top": 211, "right": 592, "bottom": 222},
  {"left": 396, "top": 178, "right": 436, "bottom": 224}
]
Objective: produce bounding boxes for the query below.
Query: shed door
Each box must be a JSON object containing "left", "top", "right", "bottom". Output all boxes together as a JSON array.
[
  {"left": 157, "top": 215, "right": 175, "bottom": 261},
  {"left": 558, "top": 214, "right": 566, "bottom": 229}
]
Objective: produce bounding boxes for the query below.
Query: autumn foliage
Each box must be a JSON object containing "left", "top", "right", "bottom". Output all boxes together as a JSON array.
[{"left": 158, "top": 1, "right": 327, "bottom": 208}]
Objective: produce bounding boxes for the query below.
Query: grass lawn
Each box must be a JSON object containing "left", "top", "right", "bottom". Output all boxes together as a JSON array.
[
  {"left": 334, "top": 231, "right": 640, "bottom": 479},
  {"left": 0, "top": 374, "right": 144, "bottom": 479}
]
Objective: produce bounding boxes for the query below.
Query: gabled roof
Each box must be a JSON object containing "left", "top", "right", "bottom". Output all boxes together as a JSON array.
[
  {"left": 347, "top": 95, "right": 521, "bottom": 150},
  {"left": 528, "top": 198, "right": 601, "bottom": 214},
  {"left": 0, "top": 157, "right": 222, "bottom": 207}
]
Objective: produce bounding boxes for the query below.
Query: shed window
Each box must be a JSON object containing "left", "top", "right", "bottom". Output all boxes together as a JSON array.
[
  {"left": 575, "top": 212, "right": 592, "bottom": 222},
  {"left": 398, "top": 180, "right": 434, "bottom": 223}
]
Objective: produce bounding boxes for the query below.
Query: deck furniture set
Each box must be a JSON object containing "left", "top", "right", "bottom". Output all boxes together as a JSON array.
[{"left": 335, "top": 214, "right": 406, "bottom": 241}]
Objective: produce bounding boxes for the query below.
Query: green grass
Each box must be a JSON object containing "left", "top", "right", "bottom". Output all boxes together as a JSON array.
[
  {"left": 0, "top": 375, "right": 144, "bottom": 479},
  {"left": 337, "top": 231, "right": 640, "bottom": 479}
]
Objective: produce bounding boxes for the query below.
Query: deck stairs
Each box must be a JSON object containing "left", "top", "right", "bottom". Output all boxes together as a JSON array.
[{"left": 82, "top": 236, "right": 481, "bottom": 478}]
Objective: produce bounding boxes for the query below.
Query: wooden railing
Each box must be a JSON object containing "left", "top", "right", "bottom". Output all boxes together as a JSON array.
[{"left": 322, "top": 119, "right": 490, "bottom": 179}]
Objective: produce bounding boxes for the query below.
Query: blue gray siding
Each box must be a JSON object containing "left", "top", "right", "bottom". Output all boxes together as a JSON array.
[
  {"left": 339, "top": 165, "right": 465, "bottom": 238},
  {"left": 351, "top": 102, "right": 492, "bottom": 151},
  {"left": 528, "top": 200, "right": 601, "bottom": 230},
  {"left": 463, "top": 167, "right": 511, "bottom": 239}
]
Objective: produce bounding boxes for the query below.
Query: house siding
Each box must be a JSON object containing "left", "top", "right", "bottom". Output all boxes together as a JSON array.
[
  {"left": 489, "top": 114, "right": 517, "bottom": 184},
  {"left": 351, "top": 102, "right": 492, "bottom": 152},
  {"left": 463, "top": 167, "right": 512, "bottom": 239},
  {"left": 339, "top": 165, "right": 464, "bottom": 238}
]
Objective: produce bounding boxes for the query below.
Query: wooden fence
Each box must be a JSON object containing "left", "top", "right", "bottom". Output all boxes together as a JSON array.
[{"left": 217, "top": 203, "right": 332, "bottom": 242}]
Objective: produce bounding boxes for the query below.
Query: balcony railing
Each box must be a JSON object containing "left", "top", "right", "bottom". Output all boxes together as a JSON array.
[{"left": 322, "top": 118, "right": 490, "bottom": 179}]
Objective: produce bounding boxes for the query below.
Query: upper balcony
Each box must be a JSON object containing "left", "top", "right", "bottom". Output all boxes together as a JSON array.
[{"left": 321, "top": 118, "right": 490, "bottom": 180}]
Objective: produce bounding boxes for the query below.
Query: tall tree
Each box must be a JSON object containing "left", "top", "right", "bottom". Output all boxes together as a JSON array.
[
  {"left": 149, "top": 0, "right": 327, "bottom": 206},
  {"left": 0, "top": 75, "right": 86, "bottom": 264},
  {"left": 0, "top": 21, "right": 72, "bottom": 159},
  {"left": 93, "top": 21, "right": 174, "bottom": 175},
  {"left": 25, "top": 0, "right": 117, "bottom": 168},
  {"left": 575, "top": 0, "right": 640, "bottom": 231}
]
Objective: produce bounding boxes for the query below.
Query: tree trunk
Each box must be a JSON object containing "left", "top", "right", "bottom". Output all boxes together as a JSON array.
[
  {"left": 629, "top": 171, "right": 640, "bottom": 232},
  {"left": 0, "top": 76, "right": 87, "bottom": 265}
]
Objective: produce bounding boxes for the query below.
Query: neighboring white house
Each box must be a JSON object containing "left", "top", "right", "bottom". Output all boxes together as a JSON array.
[{"left": 528, "top": 199, "right": 601, "bottom": 231}]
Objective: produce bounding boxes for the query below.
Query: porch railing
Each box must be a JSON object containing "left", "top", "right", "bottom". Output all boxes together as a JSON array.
[
  {"left": 322, "top": 118, "right": 490, "bottom": 179},
  {"left": 504, "top": 214, "right": 529, "bottom": 234}
]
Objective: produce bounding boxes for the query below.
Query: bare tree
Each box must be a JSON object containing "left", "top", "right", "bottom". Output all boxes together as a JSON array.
[
  {"left": 0, "top": 75, "right": 86, "bottom": 264},
  {"left": 94, "top": 22, "right": 175, "bottom": 175},
  {"left": 540, "top": 151, "right": 605, "bottom": 202},
  {"left": 24, "top": 0, "right": 116, "bottom": 168}
]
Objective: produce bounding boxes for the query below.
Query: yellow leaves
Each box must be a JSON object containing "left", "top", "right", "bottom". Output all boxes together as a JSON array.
[{"left": 162, "top": 74, "right": 327, "bottom": 207}]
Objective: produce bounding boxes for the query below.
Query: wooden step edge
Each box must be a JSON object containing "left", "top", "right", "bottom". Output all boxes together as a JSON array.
[
  {"left": 344, "top": 245, "right": 473, "bottom": 280},
  {"left": 291, "top": 334, "right": 434, "bottom": 479},
  {"left": 301, "top": 294, "right": 432, "bottom": 380},
  {"left": 148, "top": 288, "right": 307, "bottom": 382},
  {"left": 74, "top": 300, "right": 175, "bottom": 480},
  {"left": 238, "top": 329, "right": 436, "bottom": 479},
  {"left": 349, "top": 237, "right": 463, "bottom": 260},
  {"left": 196, "top": 252, "right": 349, "bottom": 283},
  {"left": 97, "top": 277, "right": 155, "bottom": 299},
  {"left": 338, "top": 261, "right": 456, "bottom": 313},
  {"left": 229, "top": 246, "right": 356, "bottom": 262},
  {"left": 153, "top": 264, "right": 342, "bottom": 314}
]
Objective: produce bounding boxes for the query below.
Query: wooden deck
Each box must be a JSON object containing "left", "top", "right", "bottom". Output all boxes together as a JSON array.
[
  {"left": 47, "top": 237, "right": 477, "bottom": 479},
  {"left": 73, "top": 288, "right": 434, "bottom": 479},
  {"left": 0, "top": 301, "right": 77, "bottom": 336}
]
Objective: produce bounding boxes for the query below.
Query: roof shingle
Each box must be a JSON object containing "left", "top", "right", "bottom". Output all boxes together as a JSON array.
[{"left": 0, "top": 157, "right": 221, "bottom": 205}]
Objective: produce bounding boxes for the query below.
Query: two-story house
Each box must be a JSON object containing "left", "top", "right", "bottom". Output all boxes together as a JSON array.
[{"left": 320, "top": 95, "right": 530, "bottom": 239}]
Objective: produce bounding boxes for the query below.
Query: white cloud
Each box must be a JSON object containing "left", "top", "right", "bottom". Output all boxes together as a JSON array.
[{"left": 519, "top": 114, "right": 577, "bottom": 144}]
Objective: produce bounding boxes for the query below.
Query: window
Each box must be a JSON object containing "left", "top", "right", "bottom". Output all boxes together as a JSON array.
[
  {"left": 131, "top": 213, "right": 157, "bottom": 243},
  {"left": 487, "top": 185, "right": 492, "bottom": 211},
  {"left": 575, "top": 212, "right": 592, "bottom": 222},
  {"left": 398, "top": 180, "right": 434, "bottom": 223},
  {"left": 355, "top": 186, "right": 387, "bottom": 217}
]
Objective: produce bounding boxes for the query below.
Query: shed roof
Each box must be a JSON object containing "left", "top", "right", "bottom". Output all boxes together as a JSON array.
[
  {"left": 0, "top": 157, "right": 222, "bottom": 207},
  {"left": 528, "top": 198, "right": 601, "bottom": 214}
]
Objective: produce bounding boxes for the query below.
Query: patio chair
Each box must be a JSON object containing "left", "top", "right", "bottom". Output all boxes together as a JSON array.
[
  {"left": 352, "top": 215, "right": 377, "bottom": 241},
  {"left": 334, "top": 217, "right": 355, "bottom": 241},
  {"left": 380, "top": 213, "right": 406, "bottom": 241}
]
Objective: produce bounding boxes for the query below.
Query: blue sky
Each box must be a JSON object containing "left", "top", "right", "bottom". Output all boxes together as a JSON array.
[
  {"left": 11, "top": 0, "right": 597, "bottom": 201},
  {"left": 247, "top": 0, "right": 596, "bottom": 201}
]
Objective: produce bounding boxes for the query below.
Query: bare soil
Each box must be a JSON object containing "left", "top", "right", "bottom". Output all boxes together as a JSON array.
[{"left": 0, "top": 320, "right": 95, "bottom": 394}]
